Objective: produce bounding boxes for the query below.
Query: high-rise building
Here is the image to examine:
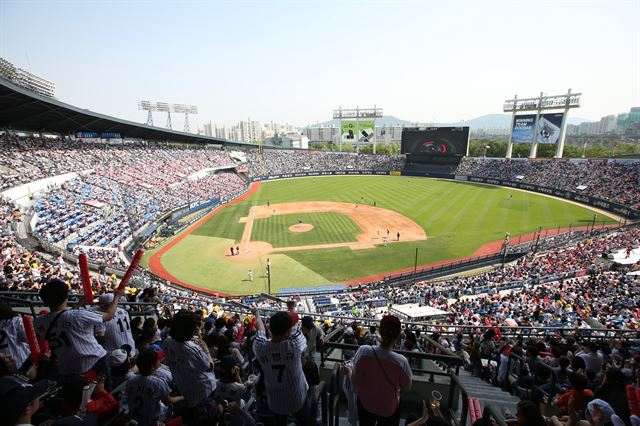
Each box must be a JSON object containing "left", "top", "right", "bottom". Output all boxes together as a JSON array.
[{"left": 0, "top": 57, "right": 55, "bottom": 98}]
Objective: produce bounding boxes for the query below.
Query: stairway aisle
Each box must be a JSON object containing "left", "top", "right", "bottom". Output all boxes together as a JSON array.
[{"left": 456, "top": 369, "right": 520, "bottom": 423}]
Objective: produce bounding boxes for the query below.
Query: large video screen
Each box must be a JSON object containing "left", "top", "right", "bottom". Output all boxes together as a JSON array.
[{"left": 401, "top": 127, "right": 469, "bottom": 156}]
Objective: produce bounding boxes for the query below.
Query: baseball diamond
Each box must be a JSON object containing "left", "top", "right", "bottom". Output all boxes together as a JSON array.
[{"left": 144, "top": 175, "right": 616, "bottom": 295}]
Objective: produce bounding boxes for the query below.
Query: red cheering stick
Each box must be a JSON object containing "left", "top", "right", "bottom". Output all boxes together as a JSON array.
[
  {"left": 79, "top": 253, "right": 94, "bottom": 304},
  {"left": 627, "top": 385, "right": 640, "bottom": 416},
  {"left": 22, "top": 315, "right": 41, "bottom": 364},
  {"left": 118, "top": 249, "right": 143, "bottom": 291}
]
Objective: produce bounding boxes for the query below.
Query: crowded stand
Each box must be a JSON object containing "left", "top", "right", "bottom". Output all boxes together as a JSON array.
[
  {"left": 242, "top": 149, "right": 405, "bottom": 176},
  {"left": 2, "top": 199, "right": 640, "bottom": 424},
  {"left": 456, "top": 157, "right": 640, "bottom": 210},
  {"left": 312, "top": 227, "right": 640, "bottom": 327},
  {"left": 3, "top": 134, "right": 640, "bottom": 425}
]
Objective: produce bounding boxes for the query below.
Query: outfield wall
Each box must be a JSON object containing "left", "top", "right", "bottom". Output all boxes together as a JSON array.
[
  {"left": 250, "top": 169, "right": 391, "bottom": 181},
  {"left": 247, "top": 168, "right": 639, "bottom": 220}
]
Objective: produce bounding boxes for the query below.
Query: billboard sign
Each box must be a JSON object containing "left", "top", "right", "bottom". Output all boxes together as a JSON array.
[
  {"left": 511, "top": 115, "right": 537, "bottom": 143},
  {"left": 401, "top": 127, "right": 469, "bottom": 156},
  {"left": 75, "top": 132, "right": 122, "bottom": 139},
  {"left": 535, "top": 113, "right": 563, "bottom": 144},
  {"left": 341, "top": 120, "right": 375, "bottom": 143}
]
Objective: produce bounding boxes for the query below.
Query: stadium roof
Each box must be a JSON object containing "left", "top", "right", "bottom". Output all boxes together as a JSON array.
[{"left": 0, "top": 77, "right": 253, "bottom": 146}]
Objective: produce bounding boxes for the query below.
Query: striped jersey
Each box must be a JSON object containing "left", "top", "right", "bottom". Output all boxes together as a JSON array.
[
  {"left": 35, "top": 309, "right": 106, "bottom": 374},
  {"left": 214, "top": 381, "right": 247, "bottom": 404},
  {"left": 94, "top": 307, "right": 136, "bottom": 353},
  {"left": 163, "top": 337, "right": 216, "bottom": 407},
  {"left": 252, "top": 326, "right": 308, "bottom": 414},
  {"left": 0, "top": 316, "right": 31, "bottom": 367},
  {"left": 125, "top": 374, "right": 170, "bottom": 426}
]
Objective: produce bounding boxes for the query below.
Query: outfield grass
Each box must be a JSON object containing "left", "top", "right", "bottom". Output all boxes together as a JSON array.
[
  {"left": 151, "top": 176, "right": 618, "bottom": 294},
  {"left": 252, "top": 212, "right": 361, "bottom": 248}
]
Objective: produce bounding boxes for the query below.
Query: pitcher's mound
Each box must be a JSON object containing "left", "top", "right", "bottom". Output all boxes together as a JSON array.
[{"left": 289, "top": 223, "right": 313, "bottom": 233}]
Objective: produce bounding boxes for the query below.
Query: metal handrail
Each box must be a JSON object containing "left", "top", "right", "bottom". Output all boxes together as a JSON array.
[{"left": 4, "top": 291, "right": 637, "bottom": 341}]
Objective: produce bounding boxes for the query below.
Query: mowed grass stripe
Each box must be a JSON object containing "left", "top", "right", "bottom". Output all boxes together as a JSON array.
[
  {"left": 160, "top": 176, "right": 618, "bottom": 292},
  {"left": 252, "top": 212, "right": 361, "bottom": 248}
]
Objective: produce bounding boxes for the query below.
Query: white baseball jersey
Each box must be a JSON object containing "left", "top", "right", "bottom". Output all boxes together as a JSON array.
[
  {"left": 252, "top": 326, "right": 308, "bottom": 414},
  {"left": 125, "top": 374, "right": 170, "bottom": 426},
  {"left": 35, "top": 309, "right": 107, "bottom": 374},
  {"left": 163, "top": 337, "right": 216, "bottom": 407},
  {"left": 94, "top": 308, "right": 135, "bottom": 353},
  {"left": 0, "top": 316, "right": 31, "bottom": 367},
  {"left": 153, "top": 365, "right": 173, "bottom": 388},
  {"left": 214, "top": 380, "right": 247, "bottom": 404}
]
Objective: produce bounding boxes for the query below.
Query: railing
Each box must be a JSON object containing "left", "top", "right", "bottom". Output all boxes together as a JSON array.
[
  {"left": 0, "top": 292, "right": 159, "bottom": 318},
  {"left": 5, "top": 290, "right": 638, "bottom": 342},
  {"left": 320, "top": 337, "right": 468, "bottom": 426},
  {"left": 382, "top": 252, "right": 525, "bottom": 285}
]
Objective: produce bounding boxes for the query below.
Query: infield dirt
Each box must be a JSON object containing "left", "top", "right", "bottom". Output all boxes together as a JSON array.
[{"left": 234, "top": 201, "right": 427, "bottom": 259}]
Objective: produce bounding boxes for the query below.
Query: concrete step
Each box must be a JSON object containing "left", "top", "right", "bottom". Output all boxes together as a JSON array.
[{"left": 456, "top": 370, "right": 520, "bottom": 424}]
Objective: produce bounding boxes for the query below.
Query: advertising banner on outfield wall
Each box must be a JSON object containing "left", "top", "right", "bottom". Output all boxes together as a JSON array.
[
  {"left": 341, "top": 120, "right": 375, "bottom": 143},
  {"left": 535, "top": 113, "right": 564, "bottom": 144},
  {"left": 250, "top": 170, "right": 389, "bottom": 182},
  {"left": 511, "top": 114, "right": 537, "bottom": 143}
]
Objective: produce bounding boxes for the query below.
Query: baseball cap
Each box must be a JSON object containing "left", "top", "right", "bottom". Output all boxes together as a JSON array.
[
  {"left": 98, "top": 293, "right": 114, "bottom": 306},
  {"left": 109, "top": 349, "right": 129, "bottom": 367},
  {"left": 587, "top": 399, "right": 616, "bottom": 424},
  {"left": 269, "top": 311, "right": 293, "bottom": 335},
  {"left": 0, "top": 377, "right": 52, "bottom": 424}
]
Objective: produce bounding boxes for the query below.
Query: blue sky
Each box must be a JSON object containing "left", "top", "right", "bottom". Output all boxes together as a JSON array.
[{"left": 1, "top": 0, "right": 638, "bottom": 129}]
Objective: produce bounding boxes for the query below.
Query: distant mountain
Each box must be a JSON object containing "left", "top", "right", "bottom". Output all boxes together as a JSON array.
[
  {"left": 441, "top": 114, "right": 594, "bottom": 128},
  {"left": 307, "top": 113, "right": 594, "bottom": 129}
]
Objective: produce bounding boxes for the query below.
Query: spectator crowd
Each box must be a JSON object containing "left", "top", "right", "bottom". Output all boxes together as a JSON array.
[{"left": 456, "top": 157, "right": 640, "bottom": 210}]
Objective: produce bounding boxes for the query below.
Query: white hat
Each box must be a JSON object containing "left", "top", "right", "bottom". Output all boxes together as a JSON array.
[
  {"left": 109, "top": 349, "right": 128, "bottom": 367},
  {"left": 98, "top": 293, "right": 114, "bottom": 306}
]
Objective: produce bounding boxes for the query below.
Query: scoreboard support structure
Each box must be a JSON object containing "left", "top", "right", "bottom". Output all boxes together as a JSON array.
[{"left": 503, "top": 89, "right": 581, "bottom": 159}]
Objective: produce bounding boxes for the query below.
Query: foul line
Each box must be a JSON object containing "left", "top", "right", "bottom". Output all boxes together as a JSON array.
[{"left": 148, "top": 182, "right": 261, "bottom": 296}]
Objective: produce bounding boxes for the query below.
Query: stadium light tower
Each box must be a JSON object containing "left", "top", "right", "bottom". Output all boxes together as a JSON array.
[
  {"left": 173, "top": 104, "right": 198, "bottom": 133},
  {"left": 156, "top": 102, "right": 172, "bottom": 129},
  {"left": 137, "top": 100, "right": 157, "bottom": 126}
]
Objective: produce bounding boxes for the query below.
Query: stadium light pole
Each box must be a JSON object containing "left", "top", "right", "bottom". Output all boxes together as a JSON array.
[{"left": 266, "top": 257, "right": 271, "bottom": 294}]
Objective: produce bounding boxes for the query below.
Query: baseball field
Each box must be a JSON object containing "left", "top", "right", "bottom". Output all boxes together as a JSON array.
[{"left": 142, "top": 176, "right": 617, "bottom": 295}]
